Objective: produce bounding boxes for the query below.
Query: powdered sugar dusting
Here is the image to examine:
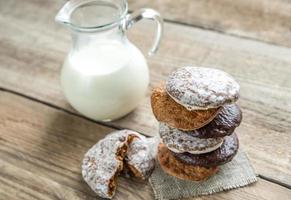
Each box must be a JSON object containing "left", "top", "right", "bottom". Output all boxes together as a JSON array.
[
  {"left": 82, "top": 130, "right": 130, "bottom": 198},
  {"left": 159, "top": 123, "right": 223, "bottom": 154},
  {"left": 126, "top": 134, "right": 155, "bottom": 179},
  {"left": 82, "top": 130, "right": 155, "bottom": 198},
  {"left": 166, "top": 67, "right": 240, "bottom": 110}
]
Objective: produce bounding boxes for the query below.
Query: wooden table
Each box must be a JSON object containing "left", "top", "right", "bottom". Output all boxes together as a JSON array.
[{"left": 0, "top": 0, "right": 291, "bottom": 199}]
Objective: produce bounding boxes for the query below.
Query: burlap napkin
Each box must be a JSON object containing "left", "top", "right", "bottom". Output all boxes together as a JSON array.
[{"left": 149, "top": 150, "right": 257, "bottom": 200}]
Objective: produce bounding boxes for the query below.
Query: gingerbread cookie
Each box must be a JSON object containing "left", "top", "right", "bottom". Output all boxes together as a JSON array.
[
  {"left": 166, "top": 67, "right": 240, "bottom": 110},
  {"left": 159, "top": 123, "right": 223, "bottom": 154},
  {"left": 125, "top": 134, "right": 155, "bottom": 180},
  {"left": 82, "top": 130, "right": 155, "bottom": 199},
  {"left": 173, "top": 133, "right": 239, "bottom": 167},
  {"left": 151, "top": 85, "right": 220, "bottom": 130},
  {"left": 82, "top": 131, "right": 132, "bottom": 198},
  {"left": 185, "top": 104, "right": 242, "bottom": 138},
  {"left": 158, "top": 143, "right": 219, "bottom": 181}
]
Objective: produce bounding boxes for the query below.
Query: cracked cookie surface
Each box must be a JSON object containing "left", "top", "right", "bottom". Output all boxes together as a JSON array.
[{"left": 82, "top": 130, "right": 155, "bottom": 199}]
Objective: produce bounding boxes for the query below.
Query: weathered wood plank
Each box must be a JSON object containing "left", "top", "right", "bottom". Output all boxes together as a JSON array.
[
  {"left": 0, "top": 0, "right": 290, "bottom": 186},
  {"left": 129, "top": 0, "right": 291, "bottom": 48},
  {"left": 1, "top": 91, "right": 291, "bottom": 200},
  {"left": 0, "top": 91, "right": 153, "bottom": 200}
]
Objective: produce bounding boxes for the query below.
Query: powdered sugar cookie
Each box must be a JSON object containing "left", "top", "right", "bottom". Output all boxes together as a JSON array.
[
  {"left": 166, "top": 67, "right": 240, "bottom": 110},
  {"left": 159, "top": 123, "right": 223, "bottom": 154},
  {"left": 82, "top": 130, "right": 155, "bottom": 199},
  {"left": 82, "top": 130, "right": 132, "bottom": 198},
  {"left": 125, "top": 134, "right": 155, "bottom": 180}
]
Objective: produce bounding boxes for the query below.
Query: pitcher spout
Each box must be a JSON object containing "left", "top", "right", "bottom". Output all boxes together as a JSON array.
[
  {"left": 55, "top": 0, "right": 88, "bottom": 25},
  {"left": 55, "top": 0, "right": 128, "bottom": 33}
]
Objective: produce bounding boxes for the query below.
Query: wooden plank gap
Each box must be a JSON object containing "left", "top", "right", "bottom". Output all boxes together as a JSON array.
[{"left": 258, "top": 175, "right": 291, "bottom": 190}]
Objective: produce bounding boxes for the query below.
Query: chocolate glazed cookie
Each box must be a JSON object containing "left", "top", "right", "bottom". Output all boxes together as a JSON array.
[
  {"left": 158, "top": 143, "right": 219, "bottom": 181},
  {"left": 187, "top": 104, "right": 242, "bottom": 138},
  {"left": 173, "top": 133, "right": 239, "bottom": 167}
]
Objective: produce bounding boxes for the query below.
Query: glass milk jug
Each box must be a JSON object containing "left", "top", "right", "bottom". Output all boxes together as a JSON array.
[{"left": 55, "top": 0, "right": 163, "bottom": 121}]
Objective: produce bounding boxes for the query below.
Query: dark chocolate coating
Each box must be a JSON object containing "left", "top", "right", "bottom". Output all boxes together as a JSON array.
[
  {"left": 172, "top": 133, "right": 239, "bottom": 167},
  {"left": 187, "top": 104, "right": 242, "bottom": 138}
]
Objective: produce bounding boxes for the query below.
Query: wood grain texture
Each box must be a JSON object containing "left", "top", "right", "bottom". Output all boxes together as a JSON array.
[
  {"left": 0, "top": 0, "right": 291, "bottom": 186},
  {"left": 0, "top": 91, "right": 153, "bottom": 200},
  {"left": 1, "top": 91, "right": 291, "bottom": 200},
  {"left": 128, "top": 0, "right": 291, "bottom": 48}
]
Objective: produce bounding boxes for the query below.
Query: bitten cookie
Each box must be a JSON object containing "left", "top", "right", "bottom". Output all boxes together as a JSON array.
[
  {"left": 125, "top": 134, "right": 155, "bottom": 180},
  {"left": 82, "top": 130, "right": 155, "bottom": 199},
  {"left": 169, "top": 104, "right": 242, "bottom": 138},
  {"left": 166, "top": 66, "right": 240, "bottom": 110},
  {"left": 173, "top": 133, "right": 239, "bottom": 167},
  {"left": 158, "top": 143, "right": 219, "bottom": 181},
  {"left": 159, "top": 123, "right": 223, "bottom": 154},
  {"left": 151, "top": 85, "right": 220, "bottom": 130},
  {"left": 82, "top": 131, "right": 132, "bottom": 199}
]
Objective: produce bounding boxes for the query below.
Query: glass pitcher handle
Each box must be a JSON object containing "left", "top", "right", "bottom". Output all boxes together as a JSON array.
[{"left": 124, "top": 8, "right": 164, "bottom": 56}]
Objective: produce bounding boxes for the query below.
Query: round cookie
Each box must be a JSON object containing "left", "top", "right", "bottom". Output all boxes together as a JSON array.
[
  {"left": 172, "top": 104, "right": 242, "bottom": 138},
  {"left": 151, "top": 85, "right": 221, "bottom": 130},
  {"left": 125, "top": 134, "right": 155, "bottom": 180},
  {"left": 166, "top": 66, "right": 240, "bottom": 110},
  {"left": 158, "top": 143, "right": 219, "bottom": 181},
  {"left": 173, "top": 133, "right": 239, "bottom": 167},
  {"left": 159, "top": 123, "right": 223, "bottom": 154}
]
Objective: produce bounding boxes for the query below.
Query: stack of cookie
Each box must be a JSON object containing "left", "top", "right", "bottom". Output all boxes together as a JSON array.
[{"left": 151, "top": 66, "right": 242, "bottom": 181}]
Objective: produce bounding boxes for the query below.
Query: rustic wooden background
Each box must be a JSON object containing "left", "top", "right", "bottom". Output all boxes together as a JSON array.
[{"left": 0, "top": 0, "right": 291, "bottom": 199}]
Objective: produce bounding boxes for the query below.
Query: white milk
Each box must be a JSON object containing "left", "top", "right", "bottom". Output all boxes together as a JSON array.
[{"left": 61, "top": 40, "right": 149, "bottom": 121}]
